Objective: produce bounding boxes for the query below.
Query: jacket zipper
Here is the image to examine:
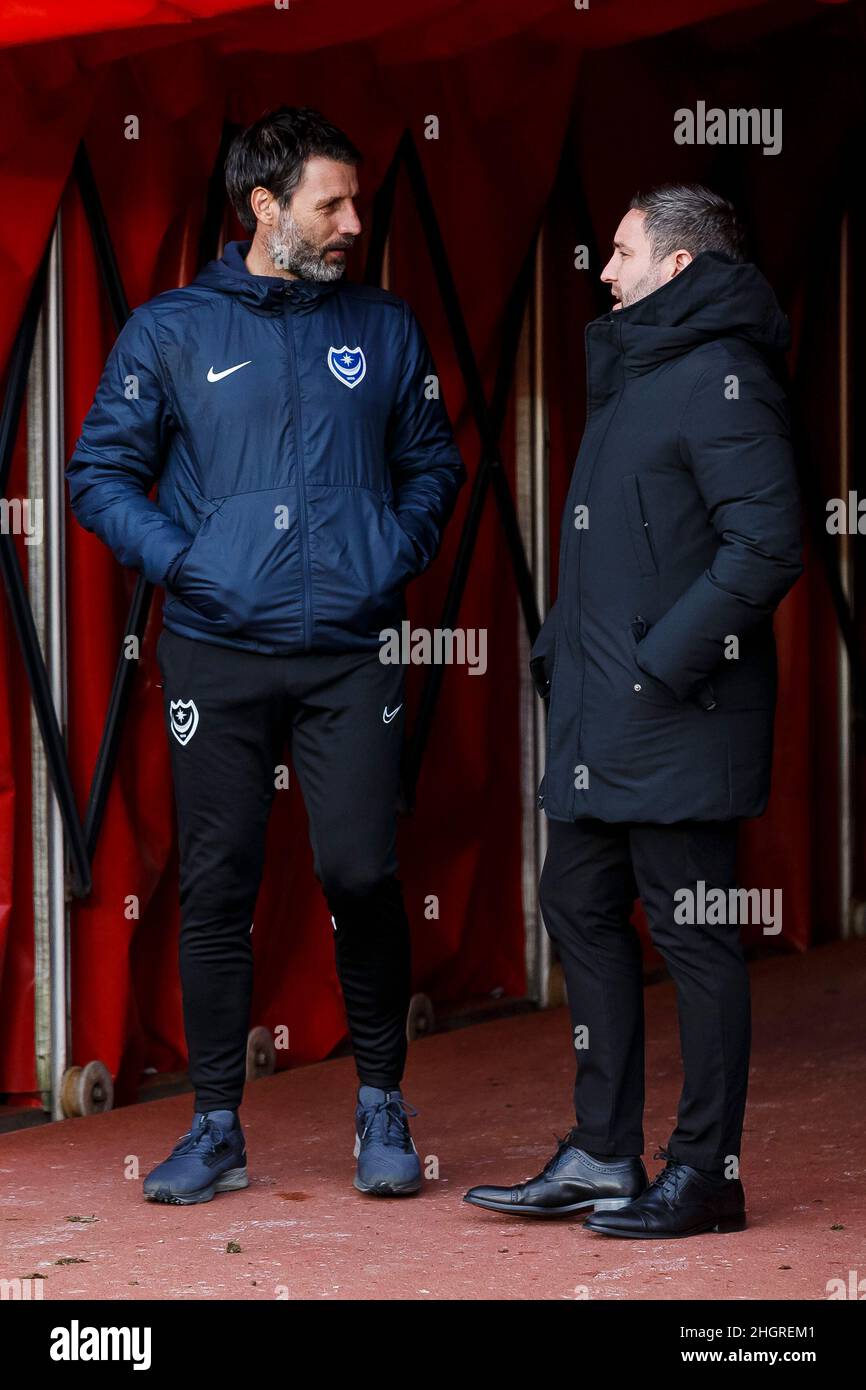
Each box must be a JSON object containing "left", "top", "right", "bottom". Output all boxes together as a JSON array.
[
  {"left": 543, "top": 334, "right": 595, "bottom": 812},
  {"left": 573, "top": 320, "right": 625, "bottom": 792},
  {"left": 631, "top": 473, "right": 658, "bottom": 571},
  {"left": 283, "top": 304, "right": 313, "bottom": 650}
]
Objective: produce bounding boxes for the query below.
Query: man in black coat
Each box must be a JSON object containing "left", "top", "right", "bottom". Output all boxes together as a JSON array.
[{"left": 465, "top": 185, "right": 803, "bottom": 1237}]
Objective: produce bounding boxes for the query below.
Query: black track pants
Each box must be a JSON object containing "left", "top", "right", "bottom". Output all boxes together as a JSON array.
[
  {"left": 539, "top": 817, "right": 750, "bottom": 1170},
  {"left": 156, "top": 628, "right": 411, "bottom": 1112}
]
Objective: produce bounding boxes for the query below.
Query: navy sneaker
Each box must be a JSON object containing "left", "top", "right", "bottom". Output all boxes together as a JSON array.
[
  {"left": 143, "top": 1109, "right": 249, "bottom": 1204},
  {"left": 353, "top": 1086, "right": 422, "bottom": 1196}
]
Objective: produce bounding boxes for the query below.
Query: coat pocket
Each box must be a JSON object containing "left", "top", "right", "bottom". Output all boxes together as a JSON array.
[
  {"left": 622, "top": 474, "right": 658, "bottom": 577},
  {"left": 168, "top": 489, "right": 301, "bottom": 637},
  {"left": 382, "top": 499, "right": 423, "bottom": 578},
  {"left": 166, "top": 497, "right": 224, "bottom": 603},
  {"left": 627, "top": 622, "right": 679, "bottom": 707},
  {"left": 628, "top": 620, "right": 718, "bottom": 711},
  {"left": 529, "top": 604, "right": 558, "bottom": 700},
  {"left": 306, "top": 485, "right": 420, "bottom": 637}
]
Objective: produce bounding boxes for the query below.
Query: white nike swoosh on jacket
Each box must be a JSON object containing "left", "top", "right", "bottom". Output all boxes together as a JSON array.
[{"left": 207, "top": 361, "right": 252, "bottom": 382}]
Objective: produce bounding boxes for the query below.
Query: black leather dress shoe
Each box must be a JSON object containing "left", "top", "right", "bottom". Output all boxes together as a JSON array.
[
  {"left": 583, "top": 1148, "right": 747, "bottom": 1238},
  {"left": 463, "top": 1137, "right": 648, "bottom": 1217}
]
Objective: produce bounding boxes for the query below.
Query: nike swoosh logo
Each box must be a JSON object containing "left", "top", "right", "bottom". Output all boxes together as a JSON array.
[
  {"left": 383, "top": 704, "right": 403, "bottom": 724},
  {"left": 207, "top": 360, "right": 252, "bottom": 382}
]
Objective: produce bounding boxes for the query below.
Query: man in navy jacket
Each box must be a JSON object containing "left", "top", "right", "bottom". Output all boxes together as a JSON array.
[
  {"left": 67, "top": 107, "right": 465, "bottom": 1203},
  {"left": 465, "top": 185, "right": 802, "bottom": 1237}
]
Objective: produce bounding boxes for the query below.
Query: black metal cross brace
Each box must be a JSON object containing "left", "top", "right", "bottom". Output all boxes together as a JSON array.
[
  {"left": 0, "top": 245, "right": 91, "bottom": 896},
  {"left": 362, "top": 129, "right": 542, "bottom": 805}
]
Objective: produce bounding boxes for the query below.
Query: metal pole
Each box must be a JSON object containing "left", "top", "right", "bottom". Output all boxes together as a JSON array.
[
  {"left": 28, "top": 212, "right": 69, "bottom": 1118},
  {"left": 516, "top": 229, "right": 550, "bottom": 1004},
  {"left": 381, "top": 231, "right": 391, "bottom": 292},
  {"left": 531, "top": 235, "right": 551, "bottom": 1002},
  {"left": 837, "top": 213, "right": 852, "bottom": 941}
]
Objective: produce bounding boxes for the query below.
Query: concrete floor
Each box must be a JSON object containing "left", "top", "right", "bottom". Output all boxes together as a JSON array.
[{"left": 1, "top": 941, "right": 864, "bottom": 1300}]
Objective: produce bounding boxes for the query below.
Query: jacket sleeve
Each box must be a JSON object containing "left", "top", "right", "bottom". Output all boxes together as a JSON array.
[
  {"left": 634, "top": 362, "right": 804, "bottom": 701},
  {"left": 65, "top": 308, "right": 194, "bottom": 586},
  {"left": 386, "top": 302, "right": 466, "bottom": 570}
]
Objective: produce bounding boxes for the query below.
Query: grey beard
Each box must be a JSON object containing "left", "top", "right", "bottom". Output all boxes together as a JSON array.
[
  {"left": 619, "top": 264, "right": 667, "bottom": 308},
  {"left": 265, "top": 212, "right": 348, "bottom": 283}
]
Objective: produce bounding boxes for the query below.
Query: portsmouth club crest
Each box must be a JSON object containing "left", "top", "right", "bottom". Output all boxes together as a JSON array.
[
  {"left": 327, "top": 345, "right": 366, "bottom": 389},
  {"left": 169, "top": 698, "right": 199, "bottom": 746}
]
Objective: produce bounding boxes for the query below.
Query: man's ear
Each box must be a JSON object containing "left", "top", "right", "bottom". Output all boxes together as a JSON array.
[
  {"left": 671, "top": 249, "right": 693, "bottom": 278},
  {"left": 250, "top": 185, "right": 278, "bottom": 228}
]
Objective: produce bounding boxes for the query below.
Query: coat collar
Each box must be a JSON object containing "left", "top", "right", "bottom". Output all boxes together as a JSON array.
[
  {"left": 587, "top": 252, "right": 790, "bottom": 377},
  {"left": 194, "top": 240, "right": 343, "bottom": 313}
]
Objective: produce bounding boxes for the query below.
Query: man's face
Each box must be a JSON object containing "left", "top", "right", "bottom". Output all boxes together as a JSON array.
[
  {"left": 263, "top": 156, "right": 362, "bottom": 282},
  {"left": 600, "top": 208, "right": 683, "bottom": 310}
]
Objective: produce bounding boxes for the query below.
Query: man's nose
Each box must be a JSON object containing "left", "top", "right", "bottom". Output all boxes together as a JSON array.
[
  {"left": 339, "top": 207, "right": 363, "bottom": 237},
  {"left": 600, "top": 258, "right": 615, "bottom": 283}
]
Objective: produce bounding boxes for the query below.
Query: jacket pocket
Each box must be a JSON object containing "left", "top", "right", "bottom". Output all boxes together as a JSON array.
[
  {"left": 166, "top": 497, "right": 224, "bottom": 610},
  {"left": 168, "top": 488, "right": 302, "bottom": 639},
  {"left": 382, "top": 499, "right": 423, "bottom": 578},
  {"left": 306, "top": 485, "right": 421, "bottom": 638},
  {"left": 537, "top": 626, "right": 562, "bottom": 808},
  {"left": 622, "top": 474, "right": 658, "bottom": 577},
  {"left": 529, "top": 603, "right": 558, "bottom": 700},
  {"left": 627, "top": 618, "right": 682, "bottom": 708},
  {"left": 628, "top": 619, "right": 717, "bottom": 711}
]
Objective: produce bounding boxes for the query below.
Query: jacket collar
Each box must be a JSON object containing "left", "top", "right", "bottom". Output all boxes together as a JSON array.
[
  {"left": 587, "top": 252, "right": 790, "bottom": 376},
  {"left": 194, "top": 240, "right": 343, "bottom": 313}
]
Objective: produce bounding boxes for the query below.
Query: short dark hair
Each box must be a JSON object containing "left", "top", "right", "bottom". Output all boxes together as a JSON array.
[
  {"left": 629, "top": 183, "right": 746, "bottom": 263},
  {"left": 225, "top": 106, "right": 362, "bottom": 233}
]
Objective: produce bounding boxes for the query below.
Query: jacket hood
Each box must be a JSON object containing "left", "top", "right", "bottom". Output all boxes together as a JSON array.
[
  {"left": 593, "top": 251, "right": 791, "bottom": 370},
  {"left": 193, "top": 239, "right": 342, "bottom": 313}
]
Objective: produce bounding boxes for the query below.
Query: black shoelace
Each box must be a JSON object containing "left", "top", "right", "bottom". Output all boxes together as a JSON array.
[
  {"left": 540, "top": 1134, "right": 579, "bottom": 1175},
  {"left": 359, "top": 1096, "right": 418, "bottom": 1149},
  {"left": 646, "top": 1147, "right": 690, "bottom": 1204},
  {"left": 169, "top": 1116, "right": 226, "bottom": 1158}
]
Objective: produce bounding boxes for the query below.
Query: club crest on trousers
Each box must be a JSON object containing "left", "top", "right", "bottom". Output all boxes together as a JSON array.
[{"left": 169, "top": 698, "right": 199, "bottom": 745}]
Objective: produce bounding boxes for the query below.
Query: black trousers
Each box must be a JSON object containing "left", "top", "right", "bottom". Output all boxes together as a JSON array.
[
  {"left": 156, "top": 628, "right": 411, "bottom": 1112},
  {"left": 539, "top": 817, "right": 750, "bottom": 1170}
]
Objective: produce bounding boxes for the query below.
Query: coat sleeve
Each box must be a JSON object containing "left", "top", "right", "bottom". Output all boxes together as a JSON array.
[
  {"left": 385, "top": 302, "right": 466, "bottom": 570},
  {"left": 65, "top": 308, "right": 194, "bottom": 586},
  {"left": 634, "top": 361, "right": 804, "bottom": 701}
]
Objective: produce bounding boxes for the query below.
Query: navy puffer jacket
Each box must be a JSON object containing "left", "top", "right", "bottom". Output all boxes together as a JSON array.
[
  {"left": 531, "top": 252, "right": 803, "bottom": 824},
  {"left": 66, "top": 241, "right": 465, "bottom": 653}
]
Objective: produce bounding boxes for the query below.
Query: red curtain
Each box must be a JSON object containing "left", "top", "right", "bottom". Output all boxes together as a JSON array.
[{"left": 0, "top": 0, "right": 859, "bottom": 1105}]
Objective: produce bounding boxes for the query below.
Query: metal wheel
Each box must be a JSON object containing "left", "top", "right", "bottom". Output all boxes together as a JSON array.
[
  {"left": 246, "top": 1025, "right": 276, "bottom": 1080},
  {"left": 59, "top": 1060, "right": 114, "bottom": 1117},
  {"left": 406, "top": 992, "right": 435, "bottom": 1042}
]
